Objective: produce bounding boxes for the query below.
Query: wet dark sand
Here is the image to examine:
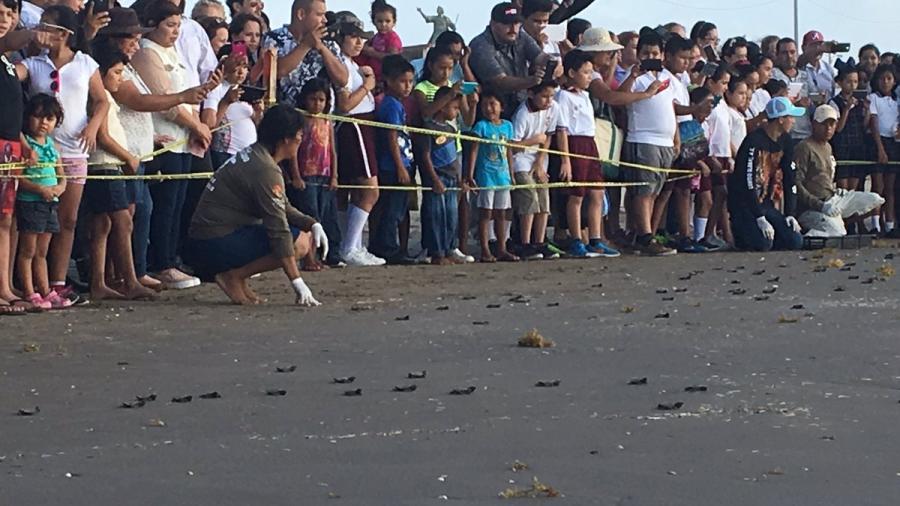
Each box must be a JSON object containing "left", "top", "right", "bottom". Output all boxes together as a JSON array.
[{"left": 2, "top": 246, "right": 899, "bottom": 505}]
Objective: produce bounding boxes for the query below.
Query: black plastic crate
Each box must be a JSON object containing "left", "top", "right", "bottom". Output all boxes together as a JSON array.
[{"left": 803, "top": 234, "right": 875, "bottom": 250}]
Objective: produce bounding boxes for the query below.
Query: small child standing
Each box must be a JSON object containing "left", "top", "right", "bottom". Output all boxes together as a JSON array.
[
  {"left": 511, "top": 82, "right": 559, "bottom": 260},
  {"left": 358, "top": 0, "right": 402, "bottom": 81},
  {"left": 419, "top": 86, "right": 463, "bottom": 264},
  {"left": 203, "top": 47, "right": 262, "bottom": 169},
  {"left": 868, "top": 64, "right": 900, "bottom": 236},
  {"left": 289, "top": 78, "right": 342, "bottom": 269},
  {"left": 15, "top": 94, "right": 71, "bottom": 309},
  {"left": 673, "top": 87, "right": 715, "bottom": 249},
  {"left": 85, "top": 50, "right": 157, "bottom": 301},
  {"left": 467, "top": 90, "right": 518, "bottom": 262},
  {"left": 370, "top": 55, "right": 416, "bottom": 264},
  {"left": 556, "top": 49, "right": 619, "bottom": 258},
  {"left": 829, "top": 66, "right": 868, "bottom": 193}
]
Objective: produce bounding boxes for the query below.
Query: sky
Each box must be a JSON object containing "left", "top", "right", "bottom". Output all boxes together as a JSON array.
[{"left": 230, "top": 0, "right": 899, "bottom": 60}]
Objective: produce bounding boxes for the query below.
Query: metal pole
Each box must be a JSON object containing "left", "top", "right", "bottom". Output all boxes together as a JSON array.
[{"left": 793, "top": 0, "right": 799, "bottom": 42}]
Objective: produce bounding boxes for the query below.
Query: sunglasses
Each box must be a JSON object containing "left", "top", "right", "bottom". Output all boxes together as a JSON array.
[{"left": 50, "top": 69, "right": 60, "bottom": 93}]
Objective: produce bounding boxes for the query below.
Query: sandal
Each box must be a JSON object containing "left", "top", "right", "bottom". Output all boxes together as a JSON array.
[
  {"left": 9, "top": 299, "right": 43, "bottom": 313},
  {"left": 0, "top": 303, "right": 27, "bottom": 316},
  {"left": 497, "top": 252, "right": 520, "bottom": 262},
  {"left": 480, "top": 255, "right": 497, "bottom": 263}
]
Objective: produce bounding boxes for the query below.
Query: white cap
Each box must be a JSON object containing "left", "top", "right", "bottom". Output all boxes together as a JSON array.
[
  {"left": 577, "top": 27, "right": 624, "bottom": 52},
  {"left": 813, "top": 104, "right": 839, "bottom": 123}
]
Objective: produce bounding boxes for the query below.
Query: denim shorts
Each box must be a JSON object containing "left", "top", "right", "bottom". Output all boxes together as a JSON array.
[
  {"left": 186, "top": 224, "right": 301, "bottom": 280},
  {"left": 16, "top": 200, "right": 59, "bottom": 233}
]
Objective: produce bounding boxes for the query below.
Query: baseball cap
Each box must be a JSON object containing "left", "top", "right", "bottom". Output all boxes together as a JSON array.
[
  {"left": 803, "top": 30, "right": 825, "bottom": 46},
  {"left": 813, "top": 104, "right": 839, "bottom": 123},
  {"left": 337, "top": 22, "right": 374, "bottom": 39},
  {"left": 491, "top": 2, "right": 522, "bottom": 24},
  {"left": 577, "top": 27, "right": 624, "bottom": 52},
  {"left": 766, "top": 97, "right": 807, "bottom": 119}
]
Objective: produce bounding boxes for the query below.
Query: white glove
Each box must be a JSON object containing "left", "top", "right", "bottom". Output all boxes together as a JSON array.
[
  {"left": 786, "top": 216, "right": 802, "bottom": 234},
  {"left": 311, "top": 223, "right": 329, "bottom": 261},
  {"left": 821, "top": 198, "right": 841, "bottom": 217},
  {"left": 291, "top": 277, "right": 321, "bottom": 307},
  {"left": 756, "top": 216, "right": 775, "bottom": 241}
]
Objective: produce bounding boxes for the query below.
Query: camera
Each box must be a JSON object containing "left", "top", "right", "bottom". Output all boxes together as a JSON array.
[{"left": 825, "top": 42, "right": 851, "bottom": 53}]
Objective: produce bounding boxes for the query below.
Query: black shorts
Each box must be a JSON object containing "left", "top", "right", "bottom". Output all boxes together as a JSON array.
[
  {"left": 186, "top": 224, "right": 301, "bottom": 280},
  {"left": 16, "top": 200, "right": 59, "bottom": 233},
  {"left": 84, "top": 167, "right": 129, "bottom": 214}
]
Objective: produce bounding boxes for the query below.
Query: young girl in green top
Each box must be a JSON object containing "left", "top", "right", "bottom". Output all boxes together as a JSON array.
[{"left": 15, "top": 94, "right": 72, "bottom": 309}]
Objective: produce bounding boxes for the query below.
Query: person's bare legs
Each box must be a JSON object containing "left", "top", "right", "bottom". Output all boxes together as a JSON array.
[
  {"left": 883, "top": 173, "right": 896, "bottom": 225},
  {"left": 215, "top": 232, "right": 312, "bottom": 305},
  {"left": 705, "top": 185, "right": 726, "bottom": 240},
  {"left": 674, "top": 187, "right": 691, "bottom": 237},
  {"left": 109, "top": 210, "right": 156, "bottom": 300},
  {"left": 567, "top": 195, "right": 584, "bottom": 242},
  {"left": 15, "top": 232, "right": 38, "bottom": 296},
  {"left": 458, "top": 191, "right": 470, "bottom": 254},
  {"left": 0, "top": 213, "right": 15, "bottom": 302},
  {"left": 605, "top": 187, "right": 622, "bottom": 237},
  {"left": 632, "top": 194, "right": 655, "bottom": 236},
  {"left": 533, "top": 212, "right": 549, "bottom": 245},
  {"left": 494, "top": 210, "right": 517, "bottom": 260},
  {"left": 650, "top": 187, "right": 672, "bottom": 235},
  {"left": 519, "top": 212, "right": 534, "bottom": 245},
  {"left": 48, "top": 182, "right": 84, "bottom": 287},
  {"left": 89, "top": 213, "right": 125, "bottom": 300},
  {"left": 587, "top": 189, "right": 604, "bottom": 240},
  {"left": 478, "top": 208, "right": 494, "bottom": 262}
]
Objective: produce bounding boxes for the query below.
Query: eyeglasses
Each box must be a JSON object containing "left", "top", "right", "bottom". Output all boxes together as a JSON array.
[{"left": 49, "top": 70, "right": 60, "bottom": 94}]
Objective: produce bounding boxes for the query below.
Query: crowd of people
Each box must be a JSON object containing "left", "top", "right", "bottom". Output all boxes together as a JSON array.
[{"left": 0, "top": 0, "right": 896, "bottom": 311}]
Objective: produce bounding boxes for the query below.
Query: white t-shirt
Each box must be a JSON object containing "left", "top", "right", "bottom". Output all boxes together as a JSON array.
[
  {"left": 204, "top": 82, "right": 258, "bottom": 154},
  {"left": 626, "top": 71, "right": 677, "bottom": 147},
  {"left": 511, "top": 100, "right": 559, "bottom": 173},
  {"left": 705, "top": 100, "right": 732, "bottom": 157},
  {"left": 670, "top": 70, "right": 690, "bottom": 123},
  {"left": 24, "top": 52, "right": 99, "bottom": 158},
  {"left": 555, "top": 88, "right": 594, "bottom": 137},
  {"left": 118, "top": 64, "right": 155, "bottom": 159},
  {"left": 19, "top": 1, "right": 42, "bottom": 29},
  {"left": 341, "top": 54, "right": 375, "bottom": 115},
  {"left": 869, "top": 92, "right": 899, "bottom": 138},
  {"left": 90, "top": 90, "right": 129, "bottom": 166},
  {"left": 748, "top": 88, "right": 770, "bottom": 118},
  {"left": 805, "top": 60, "right": 836, "bottom": 98},
  {"left": 176, "top": 15, "right": 218, "bottom": 89},
  {"left": 727, "top": 105, "right": 747, "bottom": 153}
]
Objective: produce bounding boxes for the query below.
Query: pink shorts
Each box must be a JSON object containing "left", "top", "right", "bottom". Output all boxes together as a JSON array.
[{"left": 63, "top": 157, "right": 88, "bottom": 185}]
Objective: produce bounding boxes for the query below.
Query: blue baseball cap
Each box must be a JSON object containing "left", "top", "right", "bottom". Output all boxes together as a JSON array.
[{"left": 765, "top": 97, "right": 807, "bottom": 119}]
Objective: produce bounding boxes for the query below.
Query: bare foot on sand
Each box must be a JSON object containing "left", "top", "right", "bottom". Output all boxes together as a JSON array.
[
  {"left": 240, "top": 279, "right": 262, "bottom": 304},
  {"left": 122, "top": 284, "right": 159, "bottom": 300},
  {"left": 91, "top": 285, "right": 126, "bottom": 301},
  {"left": 215, "top": 273, "right": 253, "bottom": 305}
]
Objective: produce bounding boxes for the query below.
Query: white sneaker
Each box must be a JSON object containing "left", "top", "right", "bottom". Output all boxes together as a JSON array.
[
  {"left": 156, "top": 268, "right": 201, "bottom": 290},
  {"left": 360, "top": 248, "right": 386, "bottom": 266},
  {"left": 343, "top": 248, "right": 384, "bottom": 267},
  {"left": 450, "top": 248, "right": 475, "bottom": 264},
  {"left": 414, "top": 249, "right": 431, "bottom": 264}
]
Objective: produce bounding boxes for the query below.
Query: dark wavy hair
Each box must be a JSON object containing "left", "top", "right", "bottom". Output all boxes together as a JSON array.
[{"left": 25, "top": 93, "right": 64, "bottom": 129}]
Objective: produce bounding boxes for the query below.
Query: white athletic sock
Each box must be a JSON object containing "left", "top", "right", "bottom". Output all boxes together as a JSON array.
[
  {"left": 504, "top": 220, "right": 512, "bottom": 241},
  {"left": 867, "top": 216, "right": 881, "bottom": 232},
  {"left": 488, "top": 220, "right": 496, "bottom": 241},
  {"left": 342, "top": 204, "right": 369, "bottom": 255},
  {"left": 693, "top": 217, "right": 708, "bottom": 242},
  {"left": 887, "top": 221, "right": 895, "bottom": 232}
]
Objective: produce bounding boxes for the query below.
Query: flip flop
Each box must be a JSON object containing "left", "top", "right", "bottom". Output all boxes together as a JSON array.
[
  {"left": 9, "top": 299, "right": 42, "bottom": 313},
  {"left": 0, "top": 303, "right": 27, "bottom": 316}
]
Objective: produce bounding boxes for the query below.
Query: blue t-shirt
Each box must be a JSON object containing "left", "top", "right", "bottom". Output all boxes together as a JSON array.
[
  {"left": 375, "top": 95, "right": 413, "bottom": 172},
  {"left": 18, "top": 135, "right": 59, "bottom": 203},
  {"left": 472, "top": 119, "right": 514, "bottom": 188}
]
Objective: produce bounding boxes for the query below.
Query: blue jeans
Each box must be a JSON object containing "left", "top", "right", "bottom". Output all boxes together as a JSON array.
[
  {"left": 729, "top": 200, "right": 803, "bottom": 252},
  {"left": 131, "top": 164, "right": 153, "bottom": 277},
  {"left": 286, "top": 176, "right": 342, "bottom": 262},
  {"left": 369, "top": 168, "right": 410, "bottom": 259},
  {"left": 421, "top": 173, "right": 458, "bottom": 257},
  {"left": 149, "top": 152, "right": 192, "bottom": 271}
]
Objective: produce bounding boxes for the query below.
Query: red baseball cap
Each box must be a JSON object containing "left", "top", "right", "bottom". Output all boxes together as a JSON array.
[{"left": 803, "top": 30, "right": 825, "bottom": 45}]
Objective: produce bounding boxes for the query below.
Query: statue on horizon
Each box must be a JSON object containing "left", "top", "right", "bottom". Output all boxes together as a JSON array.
[{"left": 417, "top": 6, "right": 456, "bottom": 46}]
